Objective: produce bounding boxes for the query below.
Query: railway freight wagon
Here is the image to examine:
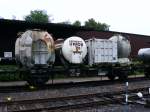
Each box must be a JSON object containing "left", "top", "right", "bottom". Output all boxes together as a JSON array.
[
  {"left": 84, "top": 34, "right": 131, "bottom": 80},
  {"left": 15, "top": 29, "right": 55, "bottom": 85},
  {"left": 55, "top": 34, "right": 131, "bottom": 81},
  {"left": 15, "top": 29, "right": 132, "bottom": 85}
]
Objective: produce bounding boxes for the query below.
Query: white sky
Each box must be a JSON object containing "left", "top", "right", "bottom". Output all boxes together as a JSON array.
[{"left": 0, "top": 0, "right": 150, "bottom": 35}]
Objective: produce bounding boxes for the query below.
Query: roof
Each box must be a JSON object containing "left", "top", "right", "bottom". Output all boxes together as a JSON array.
[
  {"left": 1, "top": 19, "right": 150, "bottom": 38},
  {"left": 0, "top": 19, "right": 150, "bottom": 58}
]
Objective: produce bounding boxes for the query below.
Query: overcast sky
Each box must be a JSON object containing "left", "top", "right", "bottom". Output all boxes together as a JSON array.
[{"left": 0, "top": 0, "right": 150, "bottom": 35}]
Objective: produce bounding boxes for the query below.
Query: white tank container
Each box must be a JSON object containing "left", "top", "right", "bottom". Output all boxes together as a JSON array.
[
  {"left": 15, "top": 30, "right": 55, "bottom": 67},
  {"left": 61, "top": 36, "right": 87, "bottom": 64},
  {"left": 109, "top": 35, "right": 131, "bottom": 58},
  {"left": 138, "top": 48, "right": 150, "bottom": 62}
]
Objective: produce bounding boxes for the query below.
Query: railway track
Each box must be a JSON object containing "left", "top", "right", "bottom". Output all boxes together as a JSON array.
[
  {"left": 1, "top": 87, "right": 150, "bottom": 112},
  {"left": 0, "top": 76, "right": 148, "bottom": 93},
  {"left": 0, "top": 77, "right": 150, "bottom": 111}
]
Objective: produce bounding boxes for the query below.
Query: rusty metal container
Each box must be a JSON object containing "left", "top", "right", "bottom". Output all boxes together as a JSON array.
[{"left": 15, "top": 29, "right": 55, "bottom": 67}]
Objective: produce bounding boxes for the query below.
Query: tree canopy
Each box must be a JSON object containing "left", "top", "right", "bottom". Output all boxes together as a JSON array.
[
  {"left": 72, "top": 20, "right": 81, "bottom": 27},
  {"left": 24, "top": 10, "right": 109, "bottom": 31},
  {"left": 72, "top": 18, "right": 110, "bottom": 31},
  {"left": 24, "top": 10, "right": 50, "bottom": 23},
  {"left": 59, "top": 20, "right": 71, "bottom": 25},
  {"left": 84, "top": 18, "right": 109, "bottom": 31}
]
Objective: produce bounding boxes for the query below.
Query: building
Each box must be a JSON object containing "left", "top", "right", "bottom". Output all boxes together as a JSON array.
[{"left": 0, "top": 19, "right": 150, "bottom": 58}]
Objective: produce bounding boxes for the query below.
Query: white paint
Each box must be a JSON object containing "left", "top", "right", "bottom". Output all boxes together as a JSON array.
[
  {"left": 4, "top": 52, "right": 12, "bottom": 58},
  {"left": 137, "top": 92, "right": 143, "bottom": 98},
  {"left": 126, "top": 82, "right": 128, "bottom": 86},
  {"left": 85, "top": 38, "right": 118, "bottom": 66},
  {"left": 62, "top": 36, "right": 87, "bottom": 64}
]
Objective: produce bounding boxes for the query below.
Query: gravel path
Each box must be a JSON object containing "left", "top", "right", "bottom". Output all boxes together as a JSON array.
[
  {"left": 0, "top": 79, "right": 150, "bottom": 103},
  {"left": 56, "top": 104, "right": 150, "bottom": 112}
]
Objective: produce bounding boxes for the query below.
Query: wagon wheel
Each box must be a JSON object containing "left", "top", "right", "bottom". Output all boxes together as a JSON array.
[
  {"left": 107, "top": 74, "right": 115, "bottom": 80},
  {"left": 26, "top": 73, "right": 49, "bottom": 86},
  {"left": 144, "top": 68, "right": 150, "bottom": 79},
  {"left": 27, "top": 77, "right": 49, "bottom": 86},
  {"left": 107, "top": 70, "right": 116, "bottom": 81},
  {"left": 118, "top": 71, "right": 128, "bottom": 81}
]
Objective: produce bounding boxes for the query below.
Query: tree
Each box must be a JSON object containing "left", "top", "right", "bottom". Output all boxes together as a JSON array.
[
  {"left": 84, "top": 18, "right": 110, "bottom": 31},
  {"left": 59, "top": 20, "right": 71, "bottom": 25},
  {"left": 73, "top": 20, "right": 81, "bottom": 27},
  {"left": 24, "top": 10, "right": 51, "bottom": 23}
]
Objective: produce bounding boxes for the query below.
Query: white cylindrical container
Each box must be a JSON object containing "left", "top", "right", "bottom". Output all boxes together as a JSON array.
[{"left": 61, "top": 36, "right": 87, "bottom": 64}]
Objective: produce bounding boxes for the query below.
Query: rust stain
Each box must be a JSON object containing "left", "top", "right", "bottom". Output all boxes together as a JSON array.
[{"left": 41, "top": 33, "right": 55, "bottom": 52}]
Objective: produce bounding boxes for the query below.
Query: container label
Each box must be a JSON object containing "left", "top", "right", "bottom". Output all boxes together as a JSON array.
[{"left": 4, "top": 52, "right": 12, "bottom": 58}]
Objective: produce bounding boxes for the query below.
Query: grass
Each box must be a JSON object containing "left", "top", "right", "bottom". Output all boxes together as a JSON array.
[
  {"left": 0, "top": 63, "right": 146, "bottom": 81},
  {"left": 0, "top": 73, "right": 22, "bottom": 81},
  {"left": 0, "top": 65, "right": 22, "bottom": 81}
]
